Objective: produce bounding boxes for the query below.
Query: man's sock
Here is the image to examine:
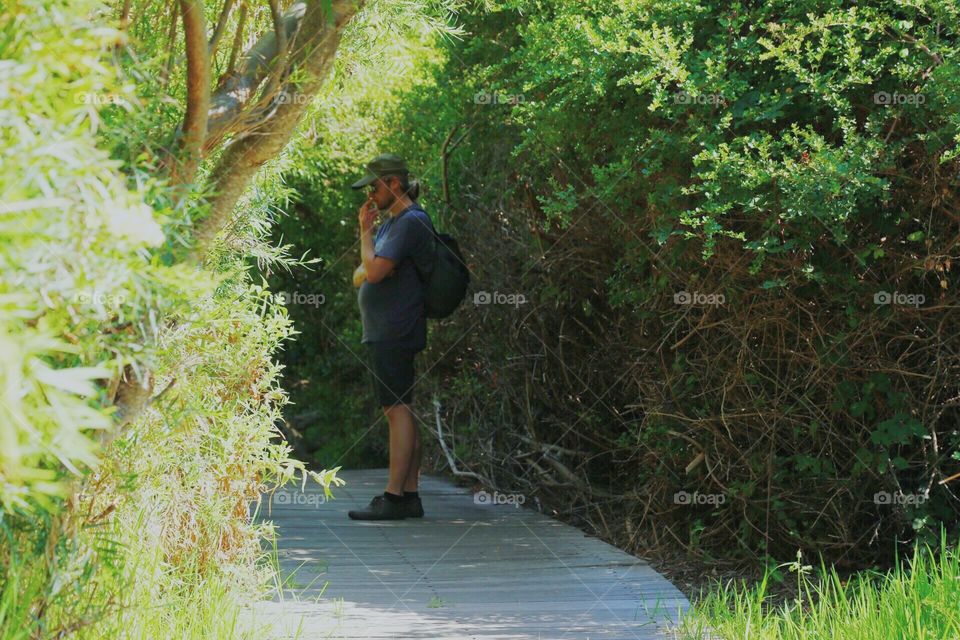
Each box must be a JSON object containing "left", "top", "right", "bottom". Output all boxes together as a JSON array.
[
  {"left": 403, "top": 490, "right": 419, "bottom": 501},
  {"left": 383, "top": 491, "right": 404, "bottom": 504}
]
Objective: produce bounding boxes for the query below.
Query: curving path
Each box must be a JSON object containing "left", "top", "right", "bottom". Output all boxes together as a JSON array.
[{"left": 242, "top": 468, "right": 689, "bottom": 639}]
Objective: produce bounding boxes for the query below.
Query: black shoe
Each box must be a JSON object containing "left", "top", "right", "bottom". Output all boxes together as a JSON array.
[
  {"left": 402, "top": 496, "right": 424, "bottom": 518},
  {"left": 348, "top": 495, "right": 407, "bottom": 520}
]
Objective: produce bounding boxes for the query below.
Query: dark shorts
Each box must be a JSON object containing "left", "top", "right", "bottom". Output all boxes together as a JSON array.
[{"left": 366, "top": 341, "right": 417, "bottom": 407}]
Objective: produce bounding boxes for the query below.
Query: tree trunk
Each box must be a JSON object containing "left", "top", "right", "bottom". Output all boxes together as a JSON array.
[{"left": 166, "top": 0, "right": 210, "bottom": 198}]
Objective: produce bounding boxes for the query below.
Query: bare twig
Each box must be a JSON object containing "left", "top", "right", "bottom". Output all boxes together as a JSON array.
[
  {"left": 159, "top": 3, "right": 179, "bottom": 90},
  {"left": 226, "top": 0, "right": 248, "bottom": 76},
  {"left": 208, "top": 0, "right": 237, "bottom": 58},
  {"left": 433, "top": 395, "right": 489, "bottom": 484},
  {"left": 441, "top": 125, "right": 460, "bottom": 209}
]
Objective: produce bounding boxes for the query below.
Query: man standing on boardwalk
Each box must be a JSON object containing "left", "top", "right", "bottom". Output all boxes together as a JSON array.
[{"left": 348, "top": 153, "right": 435, "bottom": 520}]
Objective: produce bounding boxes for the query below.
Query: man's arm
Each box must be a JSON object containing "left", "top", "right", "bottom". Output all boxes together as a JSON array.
[
  {"left": 358, "top": 199, "right": 397, "bottom": 284},
  {"left": 360, "top": 229, "right": 397, "bottom": 283},
  {"left": 353, "top": 264, "right": 366, "bottom": 288}
]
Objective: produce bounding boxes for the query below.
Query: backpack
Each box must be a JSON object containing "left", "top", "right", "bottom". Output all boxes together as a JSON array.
[{"left": 405, "top": 206, "right": 470, "bottom": 319}]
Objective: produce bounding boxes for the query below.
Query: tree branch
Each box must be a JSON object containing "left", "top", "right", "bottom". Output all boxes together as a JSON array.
[
  {"left": 113, "top": 0, "right": 134, "bottom": 54},
  {"left": 433, "top": 395, "right": 491, "bottom": 484},
  {"left": 159, "top": 3, "right": 179, "bottom": 90},
  {"left": 203, "top": 2, "right": 309, "bottom": 154},
  {"left": 118, "top": 0, "right": 132, "bottom": 29},
  {"left": 208, "top": 0, "right": 237, "bottom": 58},
  {"left": 226, "top": 0, "right": 248, "bottom": 76},
  {"left": 259, "top": 0, "right": 291, "bottom": 114},
  {"left": 191, "top": 0, "right": 364, "bottom": 258},
  {"left": 441, "top": 125, "right": 459, "bottom": 209},
  {"left": 163, "top": 0, "right": 211, "bottom": 199}
]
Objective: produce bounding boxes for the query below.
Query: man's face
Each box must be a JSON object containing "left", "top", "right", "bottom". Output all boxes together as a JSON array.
[{"left": 368, "top": 175, "right": 398, "bottom": 210}]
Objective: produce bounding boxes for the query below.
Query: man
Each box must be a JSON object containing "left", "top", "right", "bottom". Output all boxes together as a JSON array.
[{"left": 347, "top": 153, "right": 435, "bottom": 520}]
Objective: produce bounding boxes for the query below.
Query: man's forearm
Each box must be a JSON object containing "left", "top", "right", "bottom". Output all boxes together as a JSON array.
[
  {"left": 360, "top": 227, "right": 375, "bottom": 272},
  {"left": 353, "top": 264, "right": 366, "bottom": 288}
]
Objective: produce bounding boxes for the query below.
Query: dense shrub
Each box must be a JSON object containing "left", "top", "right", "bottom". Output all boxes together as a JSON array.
[
  {"left": 0, "top": 1, "right": 328, "bottom": 636},
  {"left": 279, "top": 0, "right": 960, "bottom": 567},
  {"left": 437, "top": 0, "right": 960, "bottom": 565}
]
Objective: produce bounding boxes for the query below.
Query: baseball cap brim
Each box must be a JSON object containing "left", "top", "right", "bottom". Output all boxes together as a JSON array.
[{"left": 350, "top": 173, "right": 377, "bottom": 189}]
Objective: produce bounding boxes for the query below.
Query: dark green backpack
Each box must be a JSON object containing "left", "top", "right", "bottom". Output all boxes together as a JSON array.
[{"left": 407, "top": 206, "right": 470, "bottom": 319}]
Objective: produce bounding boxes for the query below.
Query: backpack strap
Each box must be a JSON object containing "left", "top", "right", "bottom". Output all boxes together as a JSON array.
[{"left": 397, "top": 204, "right": 437, "bottom": 284}]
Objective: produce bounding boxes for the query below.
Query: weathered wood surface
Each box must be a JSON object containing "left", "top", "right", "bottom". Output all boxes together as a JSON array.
[{"left": 242, "top": 468, "right": 689, "bottom": 639}]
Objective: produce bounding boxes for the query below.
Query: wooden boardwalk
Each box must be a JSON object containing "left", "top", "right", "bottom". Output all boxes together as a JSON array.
[{"left": 242, "top": 468, "right": 689, "bottom": 639}]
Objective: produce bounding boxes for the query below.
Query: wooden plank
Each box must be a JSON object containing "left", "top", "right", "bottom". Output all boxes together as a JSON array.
[{"left": 241, "top": 468, "right": 689, "bottom": 639}]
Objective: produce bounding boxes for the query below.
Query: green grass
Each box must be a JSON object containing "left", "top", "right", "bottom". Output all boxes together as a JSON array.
[
  {"left": 674, "top": 533, "right": 960, "bottom": 639},
  {"left": 0, "top": 505, "right": 282, "bottom": 640}
]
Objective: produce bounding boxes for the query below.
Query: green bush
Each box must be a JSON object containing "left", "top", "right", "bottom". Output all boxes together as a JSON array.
[
  {"left": 298, "top": 0, "right": 959, "bottom": 566},
  {"left": 0, "top": 1, "right": 331, "bottom": 636}
]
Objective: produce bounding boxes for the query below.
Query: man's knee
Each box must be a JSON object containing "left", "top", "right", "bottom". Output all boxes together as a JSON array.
[{"left": 382, "top": 402, "right": 411, "bottom": 418}]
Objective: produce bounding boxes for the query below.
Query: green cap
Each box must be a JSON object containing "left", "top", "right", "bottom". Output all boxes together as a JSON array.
[{"left": 350, "top": 153, "right": 409, "bottom": 189}]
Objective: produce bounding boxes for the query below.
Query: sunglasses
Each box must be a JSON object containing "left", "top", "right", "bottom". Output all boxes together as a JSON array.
[{"left": 368, "top": 176, "right": 398, "bottom": 193}]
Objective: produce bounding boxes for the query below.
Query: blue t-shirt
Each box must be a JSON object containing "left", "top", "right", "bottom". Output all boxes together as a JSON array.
[{"left": 358, "top": 204, "right": 435, "bottom": 348}]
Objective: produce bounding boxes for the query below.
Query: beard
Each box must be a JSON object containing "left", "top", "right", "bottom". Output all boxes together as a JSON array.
[{"left": 377, "top": 192, "right": 396, "bottom": 210}]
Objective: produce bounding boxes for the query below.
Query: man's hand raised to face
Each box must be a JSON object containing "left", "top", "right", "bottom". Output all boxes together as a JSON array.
[
  {"left": 358, "top": 196, "right": 378, "bottom": 233},
  {"left": 358, "top": 195, "right": 398, "bottom": 283}
]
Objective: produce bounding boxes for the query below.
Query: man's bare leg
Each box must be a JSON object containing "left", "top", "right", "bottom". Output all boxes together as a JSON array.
[
  {"left": 384, "top": 403, "right": 415, "bottom": 495},
  {"left": 403, "top": 421, "right": 421, "bottom": 493}
]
